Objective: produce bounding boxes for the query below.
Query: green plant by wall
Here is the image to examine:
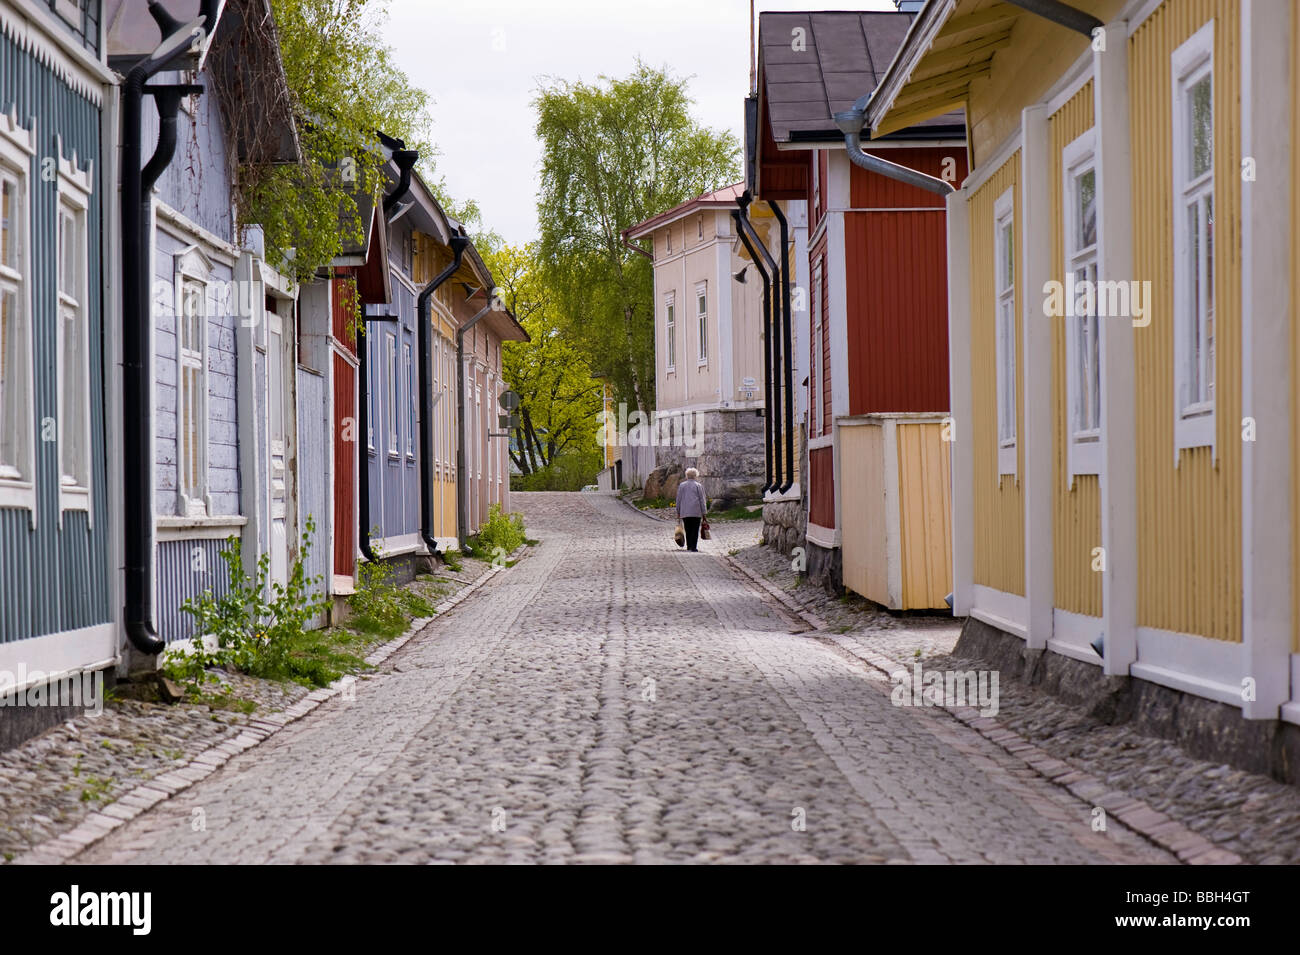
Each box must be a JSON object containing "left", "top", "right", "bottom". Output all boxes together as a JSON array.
[{"left": 464, "top": 504, "right": 526, "bottom": 563}]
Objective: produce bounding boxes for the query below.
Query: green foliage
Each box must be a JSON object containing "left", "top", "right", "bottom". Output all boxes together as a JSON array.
[
  {"left": 466, "top": 504, "right": 526, "bottom": 561},
  {"left": 440, "top": 548, "right": 463, "bottom": 573},
  {"left": 511, "top": 448, "right": 602, "bottom": 491},
  {"left": 176, "top": 518, "right": 331, "bottom": 686},
  {"left": 347, "top": 543, "right": 437, "bottom": 638},
  {"left": 483, "top": 243, "right": 604, "bottom": 476},
  {"left": 534, "top": 60, "right": 741, "bottom": 410}
]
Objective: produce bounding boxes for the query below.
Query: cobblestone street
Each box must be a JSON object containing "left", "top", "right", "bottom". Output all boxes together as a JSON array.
[{"left": 73, "top": 493, "right": 1173, "bottom": 865}]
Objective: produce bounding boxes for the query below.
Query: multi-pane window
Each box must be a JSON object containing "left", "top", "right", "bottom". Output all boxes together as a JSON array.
[
  {"left": 993, "top": 187, "right": 1016, "bottom": 476},
  {"left": 404, "top": 341, "right": 415, "bottom": 459},
  {"left": 385, "top": 333, "right": 398, "bottom": 456},
  {"left": 1172, "top": 22, "right": 1215, "bottom": 455},
  {"left": 1063, "top": 130, "right": 1100, "bottom": 476},
  {"left": 0, "top": 161, "right": 28, "bottom": 488},
  {"left": 696, "top": 282, "right": 708, "bottom": 364},
  {"left": 58, "top": 195, "right": 91, "bottom": 502},
  {"left": 665, "top": 292, "right": 676, "bottom": 370},
  {"left": 178, "top": 277, "right": 207, "bottom": 515}
]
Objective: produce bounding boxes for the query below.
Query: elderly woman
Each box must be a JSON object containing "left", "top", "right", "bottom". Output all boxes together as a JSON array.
[{"left": 674, "top": 467, "right": 708, "bottom": 552}]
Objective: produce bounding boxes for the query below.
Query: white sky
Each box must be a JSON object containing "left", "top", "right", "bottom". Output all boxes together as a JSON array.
[{"left": 385, "top": 0, "right": 895, "bottom": 246}]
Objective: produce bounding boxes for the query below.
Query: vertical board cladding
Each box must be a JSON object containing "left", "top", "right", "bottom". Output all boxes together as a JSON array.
[
  {"left": 331, "top": 277, "right": 358, "bottom": 355},
  {"left": 839, "top": 423, "right": 888, "bottom": 604},
  {"left": 1049, "top": 81, "right": 1103, "bottom": 617},
  {"left": 332, "top": 350, "right": 355, "bottom": 578},
  {"left": 808, "top": 445, "right": 835, "bottom": 528},
  {"left": 156, "top": 538, "right": 234, "bottom": 643},
  {"left": 1130, "top": 1, "right": 1241, "bottom": 642},
  {"left": 897, "top": 420, "right": 953, "bottom": 610},
  {"left": 846, "top": 147, "right": 964, "bottom": 414},
  {"left": 1294, "top": 3, "right": 1300, "bottom": 653},
  {"left": 296, "top": 368, "right": 329, "bottom": 604},
  {"left": 969, "top": 152, "right": 1025, "bottom": 595},
  {"left": 0, "top": 28, "right": 110, "bottom": 642},
  {"left": 146, "top": 69, "right": 233, "bottom": 244}
]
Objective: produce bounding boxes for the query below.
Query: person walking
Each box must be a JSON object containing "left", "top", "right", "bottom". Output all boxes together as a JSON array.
[{"left": 675, "top": 467, "right": 708, "bottom": 552}]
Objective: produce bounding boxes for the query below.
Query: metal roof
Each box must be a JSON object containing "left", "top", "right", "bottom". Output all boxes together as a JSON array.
[{"left": 624, "top": 183, "right": 745, "bottom": 240}]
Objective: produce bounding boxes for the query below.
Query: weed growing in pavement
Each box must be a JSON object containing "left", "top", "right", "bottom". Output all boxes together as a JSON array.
[
  {"left": 441, "top": 548, "right": 464, "bottom": 573},
  {"left": 468, "top": 503, "right": 527, "bottom": 558},
  {"left": 347, "top": 542, "right": 438, "bottom": 640}
]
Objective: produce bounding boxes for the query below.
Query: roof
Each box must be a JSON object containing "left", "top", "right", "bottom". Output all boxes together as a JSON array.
[
  {"left": 623, "top": 183, "right": 746, "bottom": 240},
  {"left": 867, "top": 0, "right": 1026, "bottom": 138},
  {"left": 758, "top": 10, "right": 961, "bottom": 145}
]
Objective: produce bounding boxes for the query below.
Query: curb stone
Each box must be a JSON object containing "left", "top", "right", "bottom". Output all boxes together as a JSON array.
[
  {"left": 720, "top": 553, "right": 1240, "bottom": 866},
  {"left": 10, "top": 547, "right": 530, "bottom": 866}
]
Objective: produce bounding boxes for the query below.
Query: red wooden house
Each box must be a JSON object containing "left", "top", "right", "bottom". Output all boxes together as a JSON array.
[{"left": 748, "top": 8, "right": 967, "bottom": 608}]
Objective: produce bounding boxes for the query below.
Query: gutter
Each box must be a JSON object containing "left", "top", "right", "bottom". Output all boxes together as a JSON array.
[
  {"left": 121, "top": 0, "right": 220, "bottom": 657},
  {"left": 734, "top": 193, "right": 784, "bottom": 493},
  {"left": 834, "top": 97, "right": 955, "bottom": 196},
  {"left": 732, "top": 208, "right": 775, "bottom": 495},
  {"left": 416, "top": 235, "right": 471, "bottom": 555}
]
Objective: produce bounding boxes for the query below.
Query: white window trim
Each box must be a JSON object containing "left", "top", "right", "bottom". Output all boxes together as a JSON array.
[
  {"left": 695, "top": 280, "right": 708, "bottom": 365},
  {"left": 664, "top": 290, "right": 676, "bottom": 373},
  {"left": 404, "top": 340, "right": 416, "bottom": 460},
  {"left": 55, "top": 144, "right": 94, "bottom": 525},
  {"left": 1062, "top": 128, "right": 1101, "bottom": 481},
  {"left": 1171, "top": 20, "right": 1216, "bottom": 465},
  {"left": 385, "top": 332, "right": 398, "bottom": 458},
  {"left": 174, "top": 246, "right": 214, "bottom": 518},
  {"left": 993, "top": 186, "right": 1017, "bottom": 478},
  {"left": 0, "top": 112, "right": 36, "bottom": 520}
]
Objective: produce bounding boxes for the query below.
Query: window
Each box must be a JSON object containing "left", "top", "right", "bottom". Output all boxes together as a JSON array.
[
  {"left": 697, "top": 216, "right": 703, "bottom": 240},
  {"left": 404, "top": 341, "right": 415, "bottom": 459},
  {"left": 385, "top": 333, "right": 398, "bottom": 456},
  {"left": 177, "top": 274, "right": 208, "bottom": 516},
  {"left": 0, "top": 115, "right": 34, "bottom": 514},
  {"left": 366, "top": 336, "right": 376, "bottom": 453},
  {"left": 666, "top": 228, "right": 672, "bottom": 255},
  {"left": 1172, "top": 21, "right": 1215, "bottom": 459},
  {"left": 993, "top": 186, "right": 1016, "bottom": 477},
  {"left": 1063, "top": 129, "right": 1100, "bottom": 478},
  {"left": 665, "top": 292, "right": 676, "bottom": 371},
  {"left": 812, "top": 149, "right": 821, "bottom": 218},
  {"left": 811, "top": 259, "right": 823, "bottom": 436},
  {"left": 696, "top": 282, "right": 708, "bottom": 364}
]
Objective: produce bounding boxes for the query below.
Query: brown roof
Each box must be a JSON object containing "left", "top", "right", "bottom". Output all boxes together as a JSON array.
[
  {"left": 758, "top": 10, "right": 961, "bottom": 143},
  {"left": 624, "top": 183, "right": 745, "bottom": 240}
]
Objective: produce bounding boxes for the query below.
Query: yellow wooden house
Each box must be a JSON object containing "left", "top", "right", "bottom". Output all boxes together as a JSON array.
[{"left": 868, "top": 0, "right": 1300, "bottom": 763}]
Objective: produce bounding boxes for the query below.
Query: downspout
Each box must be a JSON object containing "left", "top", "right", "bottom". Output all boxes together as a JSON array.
[
  {"left": 121, "top": 2, "right": 212, "bottom": 657},
  {"left": 382, "top": 149, "right": 418, "bottom": 215},
  {"left": 733, "top": 210, "right": 774, "bottom": 495},
  {"left": 833, "top": 96, "right": 954, "bottom": 197},
  {"left": 735, "top": 193, "right": 784, "bottom": 492},
  {"left": 457, "top": 301, "right": 494, "bottom": 548},
  {"left": 769, "top": 201, "right": 795, "bottom": 493},
  {"left": 416, "top": 236, "right": 470, "bottom": 555}
]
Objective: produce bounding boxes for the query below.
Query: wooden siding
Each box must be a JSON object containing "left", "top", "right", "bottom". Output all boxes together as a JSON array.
[
  {"left": 332, "top": 349, "right": 356, "bottom": 578},
  {"left": 1130, "top": 1, "right": 1241, "bottom": 642},
  {"left": 969, "top": 152, "right": 1025, "bottom": 595},
  {"left": 898, "top": 420, "right": 953, "bottom": 609},
  {"left": 157, "top": 539, "right": 234, "bottom": 644},
  {"left": 0, "top": 29, "right": 110, "bottom": 642},
  {"left": 840, "top": 424, "right": 887, "bottom": 602},
  {"left": 1048, "top": 81, "right": 1103, "bottom": 617},
  {"left": 296, "top": 367, "right": 329, "bottom": 606},
  {"left": 808, "top": 445, "right": 835, "bottom": 528},
  {"left": 1295, "top": 3, "right": 1300, "bottom": 653}
]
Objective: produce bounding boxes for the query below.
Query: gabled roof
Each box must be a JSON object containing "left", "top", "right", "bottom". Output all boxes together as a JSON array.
[
  {"left": 758, "top": 10, "right": 961, "bottom": 145},
  {"left": 623, "top": 183, "right": 745, "bottom": 240}
]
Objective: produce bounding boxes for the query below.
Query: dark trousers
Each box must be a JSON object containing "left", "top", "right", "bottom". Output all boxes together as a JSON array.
[{"left": 683, "top": 517, "right": 701, "bottom": 551}]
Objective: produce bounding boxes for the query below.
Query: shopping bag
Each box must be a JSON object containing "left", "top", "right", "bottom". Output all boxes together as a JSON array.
[
  {"left": 674, "top": 522, "right": 685, "bottom": 547},
  {"left": 700, "top": 518, "right": 711, "bottom": 541}
]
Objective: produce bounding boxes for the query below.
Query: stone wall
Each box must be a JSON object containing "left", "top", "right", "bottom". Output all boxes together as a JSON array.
[
  {"left": 761, "top": 499, "right": 804, "bottom": 556},
  {"left": 647, "top": 408, "right": 766, "bottom": 505}
]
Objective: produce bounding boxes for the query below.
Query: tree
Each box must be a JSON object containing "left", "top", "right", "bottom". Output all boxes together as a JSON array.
[
  {"left": 485, "top": 244, "right": 604, "bottom": 478},
  {"left": 226, "top": 0, "right": 467, "bottom": 281},
  {"left": 534, "top": 60, "right": 741, "bottom": 412}
]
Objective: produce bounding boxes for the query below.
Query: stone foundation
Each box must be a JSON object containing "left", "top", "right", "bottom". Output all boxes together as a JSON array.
[
  {"left": 761, "top": 499, "right": 805, "bottom": 556},
  {"left": 805, "top": 539, "right": 843, "bottom": 593},
  {"left": 955, "top": 615, "right": 1300, "bottom": 786},
  {"left": 646, "top": 407, "right": 766, "bottom": 505}
]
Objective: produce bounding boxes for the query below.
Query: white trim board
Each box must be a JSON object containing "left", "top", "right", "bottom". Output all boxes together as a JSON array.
[
  {"left": 970, "top": 584, "right": 1028, "bottom": 640},
  {"left": 1131, "top": 626, "right": 1244, "bottom": 708},
  {"left": 0, "top": 623, "right": 116, "bottom": 691},
  {"left": 1047, "top": 608, "right": 1103, "bottom": 666},
  {"left": 805, "top": 522, "right": 839, "bottom": 549}
]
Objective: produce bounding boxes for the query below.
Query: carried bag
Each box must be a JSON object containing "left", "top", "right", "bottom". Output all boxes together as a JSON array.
[
  {"left": 700, "top": 518, "right": 712, "bottom": 541},
  {"left": 674, "top": 522, "right": 686, "bottom": 547}
]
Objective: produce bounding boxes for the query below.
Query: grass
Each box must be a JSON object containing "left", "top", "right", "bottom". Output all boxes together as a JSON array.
[
  {"left": 79, "top": 775, "right": 112, "bottom": 803},
  {"left": 635, "top": 496, "right": 673, "bottom": 510},
  {"left": 708, "top": 504, "right": 762, "bottom": 522}
]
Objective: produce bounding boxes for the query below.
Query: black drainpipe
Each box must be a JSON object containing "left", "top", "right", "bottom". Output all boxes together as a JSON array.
[
  {"left": 733, "top": 210, "right": 774, "bottom": 495},
  {"left": 769, "top": 201, "right": 795, "bottom": 494},
  {"left": 417, "top": 235, "right": 470, "bottom": 554},
  {"left": 121, "top": 1, "right": 214, "bottom": 656},
  {"left": 735, "top": 193, "right": 783, "bottom": 493}
]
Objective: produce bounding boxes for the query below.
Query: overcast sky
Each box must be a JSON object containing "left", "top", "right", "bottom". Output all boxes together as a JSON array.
[{"left": 385, "top": 0, "right": 895, "bottom": 246}]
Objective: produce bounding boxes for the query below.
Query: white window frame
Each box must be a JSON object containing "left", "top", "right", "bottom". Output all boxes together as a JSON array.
[
  {"left": 994, "top": 186, "right": 1017, "bottom": 478},
  {"left": 56, "top": 148, "right": 94, "bottom": 524},
  {"left": 385, "top": 332, "right": 398, "bottom": 458},
  {"left": 1171, "top": 21, "right": 1216, "bottom": 462},
  {"left": 0, "top": 112, "right": 36, "bottom": 519},
  {"left": 664, "top": 291, "right": 676, "bottom": 372},
  {"left": 811, "top": 258, "right": 823, "bottom": 436},
  {"left": 695, "top": 281, "right": 708, "bottom": 365},
  {"left": 404, "top": 340, "right": 415, "bottom": 460},
  {"left": 1062, "top": 129, "right": 1101, "bottom": 480},
  {"left": 366, "top": 335, "right": 376, "bottom": 454},
  {"left": 174, "top": 246, "right": 213, "bottom": 518}
]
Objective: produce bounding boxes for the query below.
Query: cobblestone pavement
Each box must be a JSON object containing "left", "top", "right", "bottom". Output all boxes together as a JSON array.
[{"left": 76, "top": 492, "right": 1173, "bottom": 864}]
